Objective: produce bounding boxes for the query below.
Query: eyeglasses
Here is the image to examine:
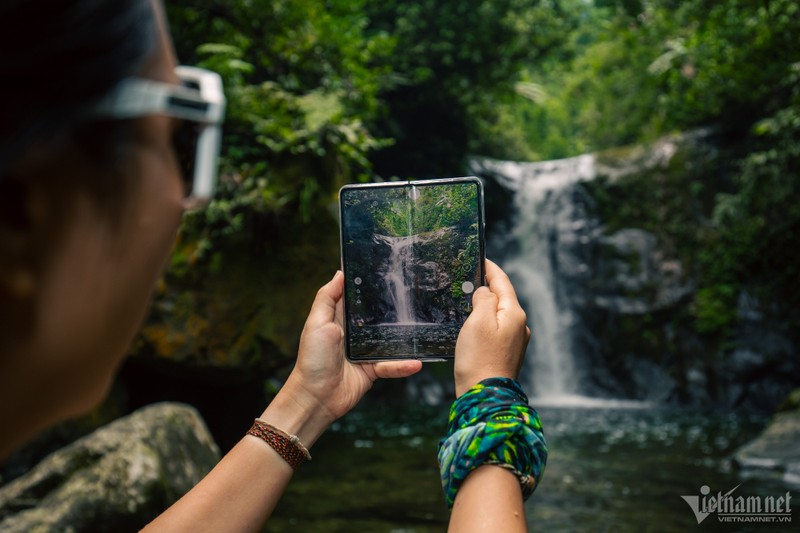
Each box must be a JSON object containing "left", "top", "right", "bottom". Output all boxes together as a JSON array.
[{"left": 92, "top": 66, "right": 226, "bottom": 207}]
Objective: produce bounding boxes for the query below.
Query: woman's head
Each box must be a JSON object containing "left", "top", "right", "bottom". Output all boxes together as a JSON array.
[
  {"left": 0, "top": 0, "right": 193, "bottom": 457},
  {"left": 0, "top": 0, "right": 156, "bottom": 176}
]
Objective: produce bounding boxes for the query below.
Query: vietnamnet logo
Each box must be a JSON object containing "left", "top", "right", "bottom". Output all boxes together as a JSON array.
[{"left": 681, "top": 484, "right": 793, "bottom": 524}]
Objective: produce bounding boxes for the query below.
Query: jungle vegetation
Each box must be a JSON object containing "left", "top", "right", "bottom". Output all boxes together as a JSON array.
[{"left": 159, "top": 0, "right": 799, "bottom": 364}]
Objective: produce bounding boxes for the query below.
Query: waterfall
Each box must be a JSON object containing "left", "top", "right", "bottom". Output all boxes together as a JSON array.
[
  {"left": 473, "top": 155, "right": 597, "bottom": 400},
  {"left": 384, "top": 235, "right": 416, "bottom": 323}
]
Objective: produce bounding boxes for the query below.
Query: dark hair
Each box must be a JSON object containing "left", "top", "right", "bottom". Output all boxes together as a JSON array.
[{"left": 0, "top": 0, "right": 157, "bottom": 176}]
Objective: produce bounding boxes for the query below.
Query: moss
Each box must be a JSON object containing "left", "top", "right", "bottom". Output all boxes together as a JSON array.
[
  {"left": 139, "top": 324, "right": 187, "bottom": 359},
  {"left": 778, "top": 389, "right": 800, "bottom": 413},
  {"left": 588, "top": 133, "right": 730, "bottom": 263},
  {"left": 130, "top": 207, "right": 340, "bottom": 374}
]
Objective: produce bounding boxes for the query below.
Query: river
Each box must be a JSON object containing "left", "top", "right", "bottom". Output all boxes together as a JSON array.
[{"left": 265, "top": 400, "right": 795, "bottom": 532}]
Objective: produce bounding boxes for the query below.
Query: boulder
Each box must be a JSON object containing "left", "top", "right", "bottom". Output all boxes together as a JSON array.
[
  {"left": 732, "top": 401, "right": 800, "bottom": 486},
  {"left": 720, "top": 294, "right": 799, "bottom": 410},
  {"left": 0, "top": 402, "right": 220, "bottom": 532}
]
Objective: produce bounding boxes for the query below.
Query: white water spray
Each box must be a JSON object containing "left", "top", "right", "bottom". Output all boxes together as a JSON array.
[
  {"left": 384, "top": 235, "right": 416, "bottom": 323},
  {"left": 476, "top": 155, "right": 596, "bottom": 400}
]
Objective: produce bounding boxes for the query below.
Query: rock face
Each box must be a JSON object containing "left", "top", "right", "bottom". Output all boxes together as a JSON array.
[
  {"left": 472, "top": 137, "right": 701, "bottom": 399},
  {"left": 352, "top": 226, "right": 475, "bottom": 325},
  {"left": 0, "top": 403, "right": 220, "bottom": 532},
  {"left": 592, "top": 228, "right": 693, "bottom": 314},
  {"left": 472, "top": 131, "right": 800, "bottom": 407},
  {"left": 732, "top": 398, "right": 800, "bottom": 486}
]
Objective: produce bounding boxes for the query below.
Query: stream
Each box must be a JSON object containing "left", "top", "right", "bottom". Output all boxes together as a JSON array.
[{"left": 266, "top": 401, "right": 794, "bottom": 532}]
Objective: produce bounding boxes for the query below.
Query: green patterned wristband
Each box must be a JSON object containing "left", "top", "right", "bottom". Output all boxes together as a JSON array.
[{"left": 437, "top": 377, "right": 547, "bottom": 509}]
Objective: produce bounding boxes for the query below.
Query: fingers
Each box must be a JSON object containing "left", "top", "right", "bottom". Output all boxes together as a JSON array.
[
  {"left": 305, "top": 271, "right": 344, "bottom": 330},
  {"left": 371, "top": 360, "right": 423, "bottom": 379}
]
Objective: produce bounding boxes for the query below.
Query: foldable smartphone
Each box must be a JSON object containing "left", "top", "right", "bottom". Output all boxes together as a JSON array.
[{"left": 339, "top": 177, "right": 485, "bottom": 361}]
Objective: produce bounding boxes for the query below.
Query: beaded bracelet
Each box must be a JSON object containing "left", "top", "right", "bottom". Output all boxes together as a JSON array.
[
  {"left": 437, "top": 377, "right": 547, "bottom": 509},
  {"left": 247, "top": 418, "right": 312, "bottom": 469}
]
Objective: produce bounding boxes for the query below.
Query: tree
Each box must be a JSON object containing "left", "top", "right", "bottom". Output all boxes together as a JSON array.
[
  {"left": 166, "top": 0, "right": 394, "bottom": 272},
  {"left": 363, "top": 0, "right": 570, "bottom": 176}
]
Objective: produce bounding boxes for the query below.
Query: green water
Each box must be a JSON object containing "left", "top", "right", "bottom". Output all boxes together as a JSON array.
[{"left": 266, "top": 403, "right": 796, "bottom": 532}]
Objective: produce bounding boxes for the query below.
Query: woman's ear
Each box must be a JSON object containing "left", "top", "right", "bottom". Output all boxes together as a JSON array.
[{"left": 0, "top": 174, "right": 45, "bottom": 339}]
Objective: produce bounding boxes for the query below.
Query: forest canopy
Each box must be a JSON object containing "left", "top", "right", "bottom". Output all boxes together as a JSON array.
[{"left": 164, "top": 0, "right": 800, "bottom": 348}]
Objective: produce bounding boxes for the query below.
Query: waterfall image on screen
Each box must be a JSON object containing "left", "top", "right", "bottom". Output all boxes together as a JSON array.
[{"left": 340, "top": 180, "right": 483, "bottom": 359}]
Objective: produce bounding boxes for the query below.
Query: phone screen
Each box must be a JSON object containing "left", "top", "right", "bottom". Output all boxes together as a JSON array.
[{"left": 339, "top": 177, "right": 485, "bottom": 360}]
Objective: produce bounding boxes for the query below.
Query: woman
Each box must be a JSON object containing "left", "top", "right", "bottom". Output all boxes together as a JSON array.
[{"left": 0, "top": 1, "right": 542, "bottom": 531}]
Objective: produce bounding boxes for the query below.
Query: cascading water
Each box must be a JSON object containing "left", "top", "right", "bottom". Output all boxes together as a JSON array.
[
  {"left": 474, "top": 155, "right": 598, "bottom": 402},
  {"left": 384, "top": 235, "right": 416, "bottom": 323}
]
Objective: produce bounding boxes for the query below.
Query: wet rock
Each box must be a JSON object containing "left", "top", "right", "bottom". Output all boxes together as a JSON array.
[
  {"left": 0, "top": 403, "right": 219, "bottom": 532},
  {"left": 732, "top": 403, "right": 800, "bottom": 486},
  {"left": 360, "top": 227, "right": 472, "bottom": 324},
  {"left": 720, "top": 293, "right": 799, "bottom": 410},
  {"left": 473, "top": 131, "right": 799, "bottom": 407},
  {"left": 475, "top": 137, "right": 704, "bottom": 398},
  {"left": 592, "top": 229, "right": 693, "bottom": 314},
  {"left": 621, "top": 355, "right": 677, "bottom": 403}
]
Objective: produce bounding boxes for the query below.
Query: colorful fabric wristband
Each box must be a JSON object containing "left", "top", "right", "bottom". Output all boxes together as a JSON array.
[
  {"left": 247, "top": 418, "right": 312, "bottom": 469},
  {"left": 437, "top": 377, "right": 547, "bottom": 509}
]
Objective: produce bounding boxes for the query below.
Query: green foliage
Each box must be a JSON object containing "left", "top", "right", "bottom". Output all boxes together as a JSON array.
[
  {"left": 363, "top": 0, "right": 570, "bottom": 175},
  {"left": 357, "top": 182, "right": 479, "bottom": 237},
  {"left": 513, "top": 0, "right": 799, "bottom": 343},
  {"left": 367, "top": 0, "right": 558, "bottom": 88},
  {"left": 509, "top": 0, "right": 672, "bottom": 157},
  {"left": 654, "top": 0, "right": 800, "bottom": 129},
  {"left": 165, "top": 0, "right": 394, "bottom": 272},
  {"left": 515, "top": 0, "right": 800, "bottom": 157},
  {"left": 160, "top": 0, "right": 800, "bottom": 356},
  {"left": 698, "top": 62, "right": 800, "bottom": 337},
  {"left": 693, "top": 285, "right": 738, "bottom": 334},
  {"left": 451, "top": 226, "right": 480, "bottom": 298},
  {"left": 410, "top": 183, "right": 479, "bottom": 236}
]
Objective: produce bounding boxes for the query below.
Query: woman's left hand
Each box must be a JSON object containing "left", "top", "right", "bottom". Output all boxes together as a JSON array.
[{"left": 261, "top": 271, "right": 422, "bottom": 446}]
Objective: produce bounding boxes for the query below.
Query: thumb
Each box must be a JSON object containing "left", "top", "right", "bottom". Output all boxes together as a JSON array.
[{"left": 466, "top": 286, "right": 498, "bottom": 327}]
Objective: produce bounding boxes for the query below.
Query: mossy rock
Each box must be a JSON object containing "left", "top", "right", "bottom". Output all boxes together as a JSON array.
[
  {"left": 0, "top": 403, "right": 219, "bottom": 532},
  {"left": 130, "top": 208, "right": 340, "bottom": 374}
]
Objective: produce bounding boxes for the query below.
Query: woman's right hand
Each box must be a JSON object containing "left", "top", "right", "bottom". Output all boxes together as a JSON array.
[{"left": 454, "top": 259, "right": 531, "bottom": 397}]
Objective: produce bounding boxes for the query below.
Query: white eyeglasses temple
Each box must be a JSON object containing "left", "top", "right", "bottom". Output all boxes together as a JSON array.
[{"left": 94, "top": 66, "right": 225, "bottom": 124}]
